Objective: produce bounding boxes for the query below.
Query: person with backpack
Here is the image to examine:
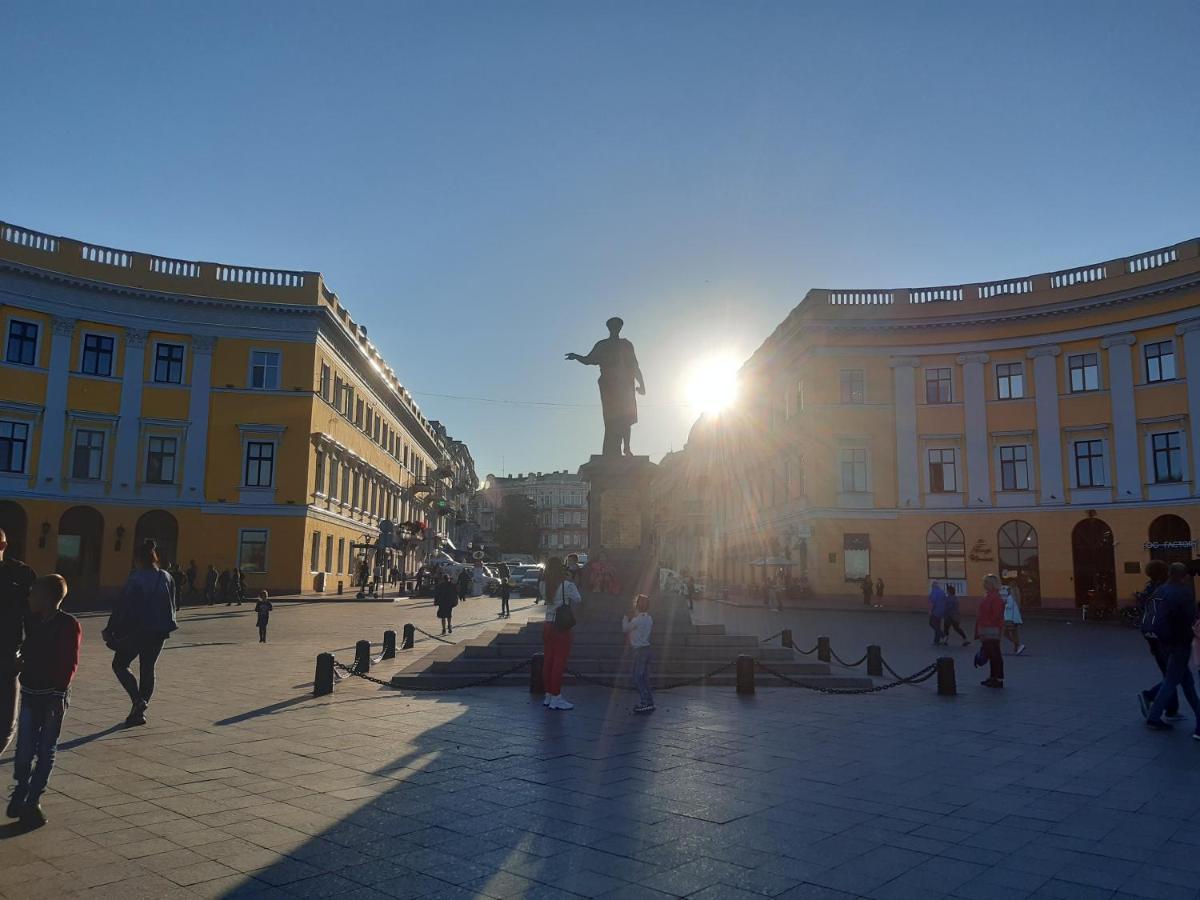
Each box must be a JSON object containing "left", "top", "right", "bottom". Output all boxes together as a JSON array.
[
  {"left": 1137, "top": 560, "right": 1180, "bottom": 721},
  {"left": 928, "top": 581, "right": 949, "bottom": 645},
  {"left": 1143, "top": 563, "right": 1200, "bottom": 734},
  {"left": 540, "top": 557, "right": 581, "bottom": 711}
]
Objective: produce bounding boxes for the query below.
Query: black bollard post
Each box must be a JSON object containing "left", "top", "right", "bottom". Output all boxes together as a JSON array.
[
  {"left": 936, "top": 656, "right": 957, "bottom": 696},
  {"left": 781, "top": 628, "right": 793, "bottom": 649},
  {"left": 530, "top": 652, "right": 545, "bottom": 695},
  {"left": 314, "top": 653, "right": 334, "bottom": 696},
  {"left": 817, "top": 636, "right": 831, "bottom": 663},
  {"left": 735, "top": 654, "right": 755, "bottom": 695},
  {"left": 401, "top": 623, "right": 415, "bottom": 650},
  {"left": 382, "top": 630, "right": 396, "bottom": 660},
  {"left": 866, "top": 644, "right": 883, "bottom": 677},
  {"left": 354, "top": 639, "right": 372, "bottom": 673}
]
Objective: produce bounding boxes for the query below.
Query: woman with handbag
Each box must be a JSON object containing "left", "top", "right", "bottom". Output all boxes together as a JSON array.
[
  {"left": 976, "top": 574, "right": 1006, "bottom": 689},
  {"left": 540, "top": 556, "right": 581, "bottom": 710},
  {"left": 105, "top": 541, "right": 178, "bottom": 727}
]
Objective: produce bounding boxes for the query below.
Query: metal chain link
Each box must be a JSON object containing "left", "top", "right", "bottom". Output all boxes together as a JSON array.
[
  {"left": 566, "top": 659, "right": 738, "bottom": 692},
  {"left": 410, "top": 624, "right": 458, "bottom": 646},
  {"left": 760, "top": 630, "right": 784, "bottom": 644},
  {"left": 332, "top": 657, "right": 532, "bottom": 691},
  {"left": 830, "top": 649, "right": 869, "bottom": 668},
  {"left": 793, "top": 644, "right": 818, "bottom": 655},
  {"left": 757, "top": 660, "right": 937, "bottom": 694}
]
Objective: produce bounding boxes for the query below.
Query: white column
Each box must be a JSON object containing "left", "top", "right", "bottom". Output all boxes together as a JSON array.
[
  {"left": 891, "top": 357, "right": 920, "bottom": 508},
  {"left": 1101, "top": 332, "right": 1140, "bottom": 501},
  {"left": 112, "top": 328, "right": 148, "bottom": 493},
  {"left": 35, "top": 316, "right": 76, "bottom": 485},
  {"left": 183, "top": 336, "right": 215, "bottom": 499},
  {"left": 1176, "top": 320, "right": 1200, "bottom": 495},
  {"left": 1027, "top": 345, "right": 1064, "bottom": 504},
  {"left": 957, "top": 352, "right": 990, "bottom": 506}
]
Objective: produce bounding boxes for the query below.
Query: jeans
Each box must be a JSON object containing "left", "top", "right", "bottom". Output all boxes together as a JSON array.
[
  {"left": 1148, "top": 643, "right": 1200, "bottom": 723},
  {"left": 112, "top": 633, "right": 168, "bottom": 706},
  {"left": 929, "top": 615, "right": 943, "bottom": 642},
  {"left": 258, "top": 624, "right": 267, "bottom": 643},
  {"left": 632, "top": 646, "right": 653, "bottom": 707},
  {"left": 1142, "top": 637, "right": 1179, "bottom": 717},
  {"left": 981, "top": 639, "right": 1004, "bottom": 681},
  {"left": 0, "top": 665, "right": 17, "bottom": 754},
  {"left": 542, "top": 622, "right": 573, "bottom": 696},
  {"left": 13, "top": 694, "right": 66, "bottom": 803},
  {"left": 943, "top": 617, "right": 967, "bottom": 641},
  {"left": 500, "top": 590, "right": 510, "bottom": 616}
]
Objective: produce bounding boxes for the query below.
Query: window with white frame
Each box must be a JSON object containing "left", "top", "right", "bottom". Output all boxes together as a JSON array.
[
  {"left": 80, "top": 333, "right": 114, "bottom": 376},
  {"left": 310, "top": 532, "right": 320, "bottom": 571},
  {"left": 250, "top": 350, "right": 280, "bottom": 389},
  {"left": 926, "top": 522, "right": 966, "bottom": 580},
  {"left": 314, "top": 450, "right": 325, "bottom": 495},
  {"left": 1073, "top": 439, "right": 1106, "bottom": 488},
  {"left": 927, "top": 448, "right": 958, "bottom": 492},
  {"left": 843, "top": 534, "right": 870, "bottom": 581},
  {"left": 319, "top": 363, "right": 331, "bottom": 401},
  {"left": 327, "top": 456, "right": 339, "bottom": 499},
  {"left": 154, "top": 343, "right": 185, "bottom": 383},
  {"left": 0, "top": 421, "right": 29, "bottom": 473},
  {"left": 1151, "top": 432, "right": 1184, "bottom": 483},
  {"left": 1144, "top": 341, "right": 1176, "bottom": 383},
  {"left": 925, "top": 368, "right": 952, "bottom": 404},
  {"left": 996, "top": 362, "right": 1024, "bottom": 399},
  {"left": 839, "top": 369, "right": 865, "bottom": 404},
  {"left": 999, "top": 445, "right": 1029, "bottom": 491},
  {"left": 6, "top": 320, "right": 38, "bottom": 366},
  {"left": 72, "top": 429, "right": 105, "bottom": 480},
  {"left": 145, "top": 436, "right": 177, "bottom": 484},
  {"left": 1068, "top": 353, "right": 1100, "bottom": 393},
  {"left": 244, "top": 441, "right": 275, "bottom": 487},
  {"left": 839, "top": 448, "right": 868, "bottom": 493},
  {"left": 238, "top": 529, "right": 268, "bottom": 573}
]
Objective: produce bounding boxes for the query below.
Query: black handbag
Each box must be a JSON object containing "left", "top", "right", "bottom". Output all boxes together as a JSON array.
[{"left": 553, "top": 583, "right": 576, "bottom": 632}]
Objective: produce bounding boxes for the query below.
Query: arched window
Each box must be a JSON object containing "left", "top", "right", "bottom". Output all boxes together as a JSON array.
[
  {"left": 998, "top": 520, "right": 1041, "bottom": 607},
  {"left": 926, "top": 522, "right": 965, "bottom": 580},
  {"left": 1148, "top": 514, "right": 1192, "bottom": 565},
  {"left": 134, "top": 510, "right": 179, "bottom": 567}
]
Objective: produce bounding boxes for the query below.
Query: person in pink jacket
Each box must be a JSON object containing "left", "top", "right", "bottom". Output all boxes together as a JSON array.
[{"left": 976, "top": 574, "right": 1006, "bottom": 688}]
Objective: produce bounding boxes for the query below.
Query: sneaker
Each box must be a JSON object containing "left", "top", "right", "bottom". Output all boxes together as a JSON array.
[
  {"left": 1146, "top": 719, "right": 1173, "bottom": 731},
  {"left": 20, "top": 802, "right": 46, "bottom": 829},
  {"left": 6, "top": 791, "right": 26, "bottom": 819},
  {"left": 633, "top": 703, "right": 656, "bottom": 714},
  {"left": 542, "top": 694, "right": 552, "bottom": 707},
  {"left": 1164, "top": 712, "right": 1186, "bottom": 722},
  {"left": 550, "top": 696, "right": 574, "bottom": 710},
  {"left": 1192, "top": 731, "right": 1200, "bottom": 742},
  {"left": 1016, "top": 644, "right": 1026, "bottom": 655},
  {"left": 980, "top": 678, "right": 1004, "bottom": 688},
  {"left": 1138, "top": 692, "right": 1151, "bottom": 718}
]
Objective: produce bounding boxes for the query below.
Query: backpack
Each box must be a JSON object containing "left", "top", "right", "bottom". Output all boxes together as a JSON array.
[{"left": 1140, "top": 584, "right": 1164, "bottom": 638}]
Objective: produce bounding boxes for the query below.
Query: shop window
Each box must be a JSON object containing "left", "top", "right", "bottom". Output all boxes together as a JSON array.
[
  {"left": 926, "top": 522, "right": 966, "bottom": 580},
  {"left": 238, "top": 529, "right": 268, "bottom": 573},
  {"left": 843, "top": 534, "right": 870, "bottom": 582}
]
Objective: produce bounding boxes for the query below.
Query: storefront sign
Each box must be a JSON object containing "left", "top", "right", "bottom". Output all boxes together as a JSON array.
[
  {"left": 1144, "top": 540, "right": 1198, "bottom": 550},
  {"left": 968, "top": 539, "right": 993, "bottom": 562}
]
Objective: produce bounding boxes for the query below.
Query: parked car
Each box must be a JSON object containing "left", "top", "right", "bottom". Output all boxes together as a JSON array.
[{"left": 514, "top": 564, "right": 543, "bottom": 597}]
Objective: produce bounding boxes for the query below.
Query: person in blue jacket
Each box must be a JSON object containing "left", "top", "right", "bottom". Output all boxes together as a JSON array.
[{"left": 928, "top": 581, "right": 949, "bottom": 645}]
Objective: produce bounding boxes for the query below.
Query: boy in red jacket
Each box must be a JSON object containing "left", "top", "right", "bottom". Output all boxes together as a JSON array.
[
  {"left": 976, "top": 574, "right": 1006, "bottom": 689},
  {"left": 6, "top": 574, "right": 81, "bottom": 828}
]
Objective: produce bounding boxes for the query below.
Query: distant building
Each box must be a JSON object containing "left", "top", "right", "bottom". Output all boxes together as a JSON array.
[{"left": 473, "top": 470, "right": 588, "bottom": 558}]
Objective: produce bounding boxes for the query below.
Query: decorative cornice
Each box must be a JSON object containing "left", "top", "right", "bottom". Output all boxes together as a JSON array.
[
  {"left": 1100, "top": 333, "right": 1136, "bottom": 349},
  {"left": 1175, "top": 319, "right": 1200, "bottom": 336},
  {"left": 1026, "top": 345, "right": 1061, "bottom": 359},
  {"left": 955, "top": 352, "right": 990, "bottom": 365}
]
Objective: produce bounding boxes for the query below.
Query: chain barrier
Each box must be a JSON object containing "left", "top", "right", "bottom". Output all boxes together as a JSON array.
[
  {"left": 829, "top": 649, "right": 869, "bottom": 668},
  {"left": 793, "top": 644, "right": 818, "bottom": 655},
  {"left": 757, "top": 660, "right": 937, "bottom": 694},
  {"left": 332, "top": 657, "right": 532, "bottom": 691},
  {"left": 760, "top": 630, "right": 784, "bottom": 644},
  {"left": 410, "top": 624, "right": 458, "bottom": 646},
  {"left": 566, "top": 659, "right": 738, "bottom": 692}
]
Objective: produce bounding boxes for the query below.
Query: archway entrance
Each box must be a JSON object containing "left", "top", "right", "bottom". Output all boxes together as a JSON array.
[
  {"left": 0, "top": 501, "right": 28, "bottom": 562},
  {"left": 134, "top": 510, "right": 179, "bottom": 567},
  {"left": 1147, "top": 514, "right": 1192, "bottom": 566},
  {"left": 57, "top": 506, "right": 104, "bottom": 600},
  {"left": 998, "top": 520, "right": 1041, "bottom": 607},
  {"left": 1072, "top": 517, "right": 1115, "bottom": 609}
]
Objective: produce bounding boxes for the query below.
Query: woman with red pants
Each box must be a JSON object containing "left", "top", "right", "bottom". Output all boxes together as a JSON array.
[
  {"left": 540, "top": 557, "right": 581, "bottom": 710},
  {"left": 976, "top": 574, "right": 1006, "bottom": 689}
]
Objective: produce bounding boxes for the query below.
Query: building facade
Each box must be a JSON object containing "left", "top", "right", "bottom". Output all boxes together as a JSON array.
[
  {"left": 676, "top": 237, "right": 1200, "bottom": 609},
  {"left": 473, "top": 471, "right": 589, "bottom": 558},
  {"left": 0, "top": 220, "right": 468, "bottom": 599}
]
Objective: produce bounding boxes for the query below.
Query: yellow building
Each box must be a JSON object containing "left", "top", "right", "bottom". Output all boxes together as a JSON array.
[
  {"left": 685, "top": 237, "right": 1200, "bottom": 609},
  {"left": 0, "top": 220, "right": 459, "bottom": 601}
]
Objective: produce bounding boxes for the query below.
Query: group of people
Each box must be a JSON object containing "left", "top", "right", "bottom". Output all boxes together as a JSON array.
[
  {"left": 926, "top": 577, "right": 1026, "bottom": 689},
  {"left": 860, "top": 576, "right": 885, "bottom": 607},
  {"left": 1136, "top": 560, "right": 1200, "bottom": 736}
]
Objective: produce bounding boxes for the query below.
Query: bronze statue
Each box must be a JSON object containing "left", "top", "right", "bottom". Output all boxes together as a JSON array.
[{"left": 566, "top": 317, "right": 646, "bottom": 456}]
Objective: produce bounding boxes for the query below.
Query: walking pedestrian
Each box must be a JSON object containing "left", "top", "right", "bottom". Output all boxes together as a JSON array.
[
  {"left": 204, "top": 564, "right": 218, "bottom": 605},
  {"left": 105, "top": 540, "right": 179, "bottom": 727},
  {"left": 1137, "top": 560, "right": 1180, "bottom": 720},
  {"left": 498, "top": 565, "right": 512, "bottom": 618},
  {"left": 1143, "top": 562, "right": 1200, "bottom": 734},
  {"left": 219, "top": 568, "right": 232, "bottom": 605},
  {"left": 457, "top": 568, "right": 470, "bottom": 603},
  {"left": 434, "top": 575, "right": 458, "bottom": 634},
  {"left": 874, "top": 578, "right": 884, "bottom": 608},
  {"left": 928, "top": 581, "right": 948, "bottom": 645},
  {"left": 860, "top": 574, "right": 873, "bottom": 606},
  {"left": 254, "top": 591, "right": 273, "bottom": 643},
  {"left": 541, "top": 556, "right": 581, "bottom": 711},
  {"left": 232, "top": 568, "right": 245, "bottom": 606},
  {"left": 185, "top": 560, "right": 198, "bottom": 600},
  {"left": 622, "top": 593, "right": 654, "bottom": 714},
  {"left": 0, "top": 528, "right": 36, "bottom": 755},
  {"left": 1002, "top": 581, "right": 1026, "bottom": 655},
  {"left": 5, "top": 574, "right": 80, "bottom": 829},
  {"left": 976, "top": 575, "right": 1006, "bottom": 688},
  {"left": 943, "top": 584, "right": 970, "bottom": 645}
]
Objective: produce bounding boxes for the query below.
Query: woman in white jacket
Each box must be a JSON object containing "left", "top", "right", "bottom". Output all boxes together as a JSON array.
[{"left": 1001, "top": 581, "right": 1026, "bottom": 655}]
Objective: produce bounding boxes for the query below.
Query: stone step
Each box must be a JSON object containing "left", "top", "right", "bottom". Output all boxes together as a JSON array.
[
  {"left": 462, "top": 641, "right": 783, "bottom": 659},
  {"left": 490, "top": 633, "right": 761, "bottom": 650},
  {"left": 425, "top": 657, "right": 836, "bottom": 676},
  {"left": 387, "top": 671, "right": 875, "bottom": 690}
]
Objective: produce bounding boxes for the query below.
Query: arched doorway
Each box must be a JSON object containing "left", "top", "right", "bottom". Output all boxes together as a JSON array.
[
  {"left": 57, "top": 506, "right": 104, "bottom": 600},
  {"left": 1072, "top": 517, "right": 1115, "bottom": 609},
  {"left": 134, "top": 510, "right": 179, "bottom": 567},
  {"left": 1147, "top": 514, "right": 1192, "bottom": 566},
  {"left": 998, "top": 520, "right": 1041, "bottom": 607},
  {"left": 0, "top": 501, "right": 28, "bottom": 562}
]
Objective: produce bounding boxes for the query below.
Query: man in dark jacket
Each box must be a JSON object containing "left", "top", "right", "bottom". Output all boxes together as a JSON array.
[
  {"left": 0, "top": 529, "right": 36, "bottom": 755},
  {"left": 1145, "top": 563, "right": 1200, "bottom": 733}
]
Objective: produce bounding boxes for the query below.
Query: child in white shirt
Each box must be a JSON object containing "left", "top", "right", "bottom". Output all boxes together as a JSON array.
[{"left": 622, "top": 594, "right": 654, "bottom": 713}]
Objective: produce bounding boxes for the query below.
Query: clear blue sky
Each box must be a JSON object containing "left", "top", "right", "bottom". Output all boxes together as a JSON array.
[{"left": 4, "top": 1, "right": 1199, "bottom": 480}]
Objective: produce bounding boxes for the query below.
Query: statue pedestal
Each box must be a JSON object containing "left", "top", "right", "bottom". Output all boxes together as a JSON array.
[{"left": 578, "top": 454, "right": 659, "bottom": 607}]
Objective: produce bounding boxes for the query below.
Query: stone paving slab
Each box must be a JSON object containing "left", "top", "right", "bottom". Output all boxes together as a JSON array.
[{"left": 0, "top": 598, "right": 1198, "bottom": 900}]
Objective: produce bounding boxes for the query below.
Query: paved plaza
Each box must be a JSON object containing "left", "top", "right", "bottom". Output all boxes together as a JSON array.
[{"left": 1, "top": 594, "right": 1199, "bottom": 900}]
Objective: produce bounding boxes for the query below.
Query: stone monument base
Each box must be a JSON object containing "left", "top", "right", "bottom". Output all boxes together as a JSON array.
[{"left": 578, "top": 453, "right": 659, "bottom": 604}]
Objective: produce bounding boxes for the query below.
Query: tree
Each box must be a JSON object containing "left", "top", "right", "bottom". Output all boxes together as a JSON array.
[{"left": 495, "top": 494, "right": 539, "bottom": 555}]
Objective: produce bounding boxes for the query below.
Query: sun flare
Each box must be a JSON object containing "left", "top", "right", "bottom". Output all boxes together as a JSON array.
[{"left": 685, "top": 355, "right": 740, "bottom": 417}]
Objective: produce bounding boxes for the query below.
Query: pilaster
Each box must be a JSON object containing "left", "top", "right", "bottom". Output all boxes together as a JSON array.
[
  {"left": 34, "top": 316, "right": 76, "bottom": 485},
  {"left": 956, "top": 352, "right": 990, "bottom": 505},
  {"left": 890, "top": 357, "right": 920, "bottom": 507},
  {"left": 1027, "top": 345, "right": 1064, "bottom": 503},
  {"left": 112, "top": 328, "right": 148, "bottom": 493},
  {"left": 183, "top": 336, "right": 216, "bottom": 498},
  {"left": 1176, "top": 320, "right": 1200, "bottom": 494},
  {"left": 1100, "top": 333, "right": 1140, "bottom": 500}
]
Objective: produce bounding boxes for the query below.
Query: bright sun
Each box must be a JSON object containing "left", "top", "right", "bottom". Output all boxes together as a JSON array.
[{"left": 685, "top": 355, "right": 740, "bottom": 417}]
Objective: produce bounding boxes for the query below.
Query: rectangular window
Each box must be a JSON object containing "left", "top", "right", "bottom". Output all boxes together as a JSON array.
[
  {"left": 244, "top": 441, "right": 275, "bottom": 487},
  {"left": 145, "top": 436, "right": 177, "bottom": 484},
  {"left": 154, "top": 343, "right": 185, "bottom": 384},
  {"left": 310, "top": 532, "right": 320, "bottom": 571},
  {"left": 996, "top": 362, "right": 1024, "bottom": 399},
  {"left": 839, "top": 369, "right": 865, "bottom": 404},
  {"left": 839, "top": 448, "right": 868, "bottom": 493},
  {"left": 337, "top": 538, "right": 345, "bottom": 574},
  {"left": 1145, "top": 341, "right": 1176, "bottom": 383},
  {"left": 843, "top": 533, "right": 870, "bottom": 582},
  {"left": 250, "top": 350, "right": 280, "bottom": 389},
  {"left": 1074, "top": 440, "right": 1105, "bottom": 488},
  {"left": 6, "top": 320, "right": 38, "bottom": 366},
  {"left": 355, "top": 398, "right": 364, "bottom": 427},
  {"left": 352, "top": 472, "right": 361, "bottom": 509},
  {"left": 238, "top": 529, "right": 268, "bottom": 573},
  {"left": 325, "top": 535, "right": 333, "bottom": 573},
  {"left": 1068, "top": 352, "right": 1100, "bottom": 393},
  {"left": 341, "top": 466, "right": 350, "bottom": 502},
  {"left": 925, "top": 368, "right": 952, "bottom": 404},
  {"left": 80, "top": 333, "right": 114, "bottom": 376},
  {"left": 1152, "top": 432, "right": 1183, "bottom": 483},
  {"left": 797, "top": 379, "right": 805, "bottom": 413},
  {"left": 72, "top": 429, "right": 105, "bottom": 480},
  {"left": 314, "top": 450, "right": 325, "bottom": 495},
  {"left": 999, "top": 445, "right": 1029, "bottom": 491},
  {"left": 928, "top": 448, "right": 958, "bottom": 493},
  {"left": 320, "top": 363, "right": 331, "bottom": 401},
  {"left": 0, "top": 421, "right": 29, "bottom": 473}
]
